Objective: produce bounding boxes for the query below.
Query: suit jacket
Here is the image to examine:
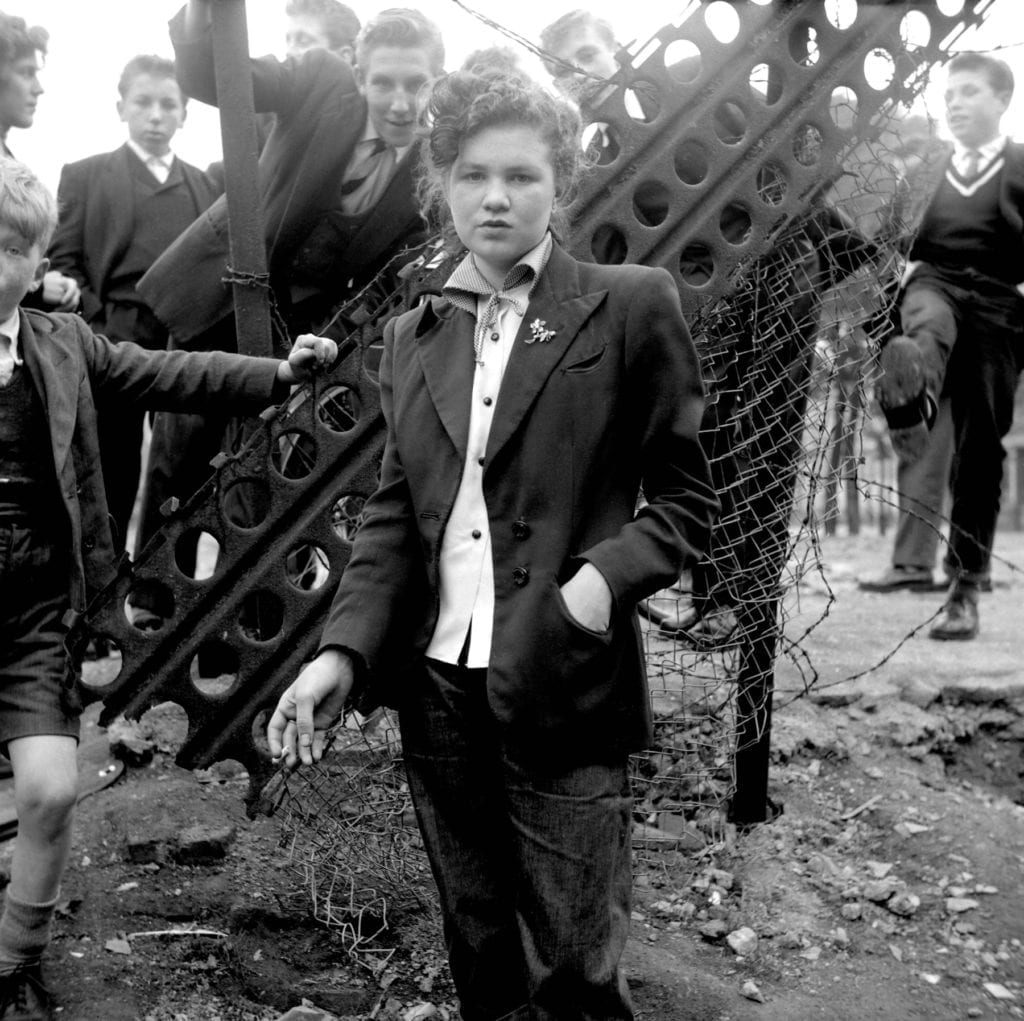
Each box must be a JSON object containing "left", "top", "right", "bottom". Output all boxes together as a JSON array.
[
  {"left": 17, "top": 309, "right": 285, "bottom": 612},
  {"left": 137, "top": 8, "right": 424, "bottom": 348},
  {"left": 47, "top": 144, "right": 221, "bottom": 337},
  {"left": 320, "top": 244, "right": 719, "bottom": 760}
]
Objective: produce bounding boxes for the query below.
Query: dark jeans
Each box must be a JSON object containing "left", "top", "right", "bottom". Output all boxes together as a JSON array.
[
  {"left": 399, "top": 659, "right": 635, "bottom": 1021},
  {"left": 899, "top": 269, "right": 1024, "bottom": 582}
]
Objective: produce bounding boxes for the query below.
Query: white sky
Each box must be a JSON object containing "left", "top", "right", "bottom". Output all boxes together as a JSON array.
[{"left": 5, "top": 0, "right": 1024, "bottom": 194}]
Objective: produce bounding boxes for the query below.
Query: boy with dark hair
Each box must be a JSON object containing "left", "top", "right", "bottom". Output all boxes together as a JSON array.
[
  {"left": 0, "top": 156, "right": 334, "bottom": 1020},
  {"left": 285, "top": 0, "right": 361, "bottom": 62},
  {"left": 0, "top": 12, "right": 78, "bottom": 314},
  {"left": 876, "top": 51, "right": 1024, "bottom": 640},
  {"left": 131, "top": 3, "right": 445, "bottom": 622},
  {"left": 47, "top": 54, "right": 222, "bottom": 550}
]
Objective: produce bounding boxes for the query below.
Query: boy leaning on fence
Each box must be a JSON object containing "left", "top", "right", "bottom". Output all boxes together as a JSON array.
[{"left": 0, "top": 156, "right": 335, "bottom": 1020}]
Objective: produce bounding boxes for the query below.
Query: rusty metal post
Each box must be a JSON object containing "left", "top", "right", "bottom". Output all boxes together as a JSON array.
[{"left": 210, "top": 0, "right": 273, "bottom": 358}]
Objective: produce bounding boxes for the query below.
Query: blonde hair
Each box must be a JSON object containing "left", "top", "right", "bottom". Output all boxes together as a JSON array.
[{"left": 0, "top": 157, "right": 57, "bottom": 252}]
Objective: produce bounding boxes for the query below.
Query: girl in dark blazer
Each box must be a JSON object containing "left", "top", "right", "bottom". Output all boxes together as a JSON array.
[{"left": 269, "top": 69, "right": 718, "bottom": 1020}]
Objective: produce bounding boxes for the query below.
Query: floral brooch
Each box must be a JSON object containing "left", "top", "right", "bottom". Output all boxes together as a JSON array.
[{"left": 526, "top": 318, "right": 556, "bottom": 345}]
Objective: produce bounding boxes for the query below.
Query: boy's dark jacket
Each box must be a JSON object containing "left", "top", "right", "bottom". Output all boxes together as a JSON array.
[{"left": 17, "top": 309, "right": 284, "bottom": 611}]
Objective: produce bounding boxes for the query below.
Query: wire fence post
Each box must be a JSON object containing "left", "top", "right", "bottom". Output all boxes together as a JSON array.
[{"left": 210, "top": 0, "right": 273, "bottom": 358}]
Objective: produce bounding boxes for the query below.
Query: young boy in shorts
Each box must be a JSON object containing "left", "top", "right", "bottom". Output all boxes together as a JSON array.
[{"left": 0, "top": 156, "right": 334, "bottom": 1020}]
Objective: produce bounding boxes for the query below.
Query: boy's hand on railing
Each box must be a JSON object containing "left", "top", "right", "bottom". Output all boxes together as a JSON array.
[{"left": 277, "top": 334, "right": 338, "bottom": 384}]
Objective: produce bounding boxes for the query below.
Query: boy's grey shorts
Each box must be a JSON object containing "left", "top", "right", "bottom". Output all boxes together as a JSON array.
[{"left": 0, "top": 519, "right": 81, "bottom": 750}]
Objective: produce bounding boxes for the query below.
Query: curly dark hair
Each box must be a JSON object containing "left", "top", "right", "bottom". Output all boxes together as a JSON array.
[
  {"left": 0, "top": 13, "right": 47, "bottom": 71},
  {"left": 416, "top": 68, "right": 582, "bottom": 249}
]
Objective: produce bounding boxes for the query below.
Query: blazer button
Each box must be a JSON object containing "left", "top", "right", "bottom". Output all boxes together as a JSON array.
[
  {"left": 512, "top": 566, "right": 530, "bottom": 587},
  {"left": 512, "top": 519, "right": 530, "bottom": 540}
]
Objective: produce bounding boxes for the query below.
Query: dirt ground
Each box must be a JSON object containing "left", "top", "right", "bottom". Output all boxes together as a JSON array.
[{"left": 3, "top": 529, "right": 1022, "bottom": 1021}]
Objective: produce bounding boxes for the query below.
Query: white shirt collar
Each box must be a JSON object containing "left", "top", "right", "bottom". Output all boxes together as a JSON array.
[
  {"left": 126, "top": 139, "right": 175, "bottom": 169},
  {"left": 357, "top": 118, "right": 409, "bottom": 162},
  {"left": 0, "top": 307, "right": 21, "bottom": 364},
  {"left": 953, "top": 134, "right": 1006, "bottom": 162}
]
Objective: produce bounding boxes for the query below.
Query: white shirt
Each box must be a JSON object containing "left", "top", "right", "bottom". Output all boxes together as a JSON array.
[
  {"left": 0, "top": 308, "right": 21, "bottom": 387},
  {"left": 951, "top": 134, "right": 1006, "bottom": 177},
  {"left": 425, "top": 236, "right": 552, "bottom": 667},
  {"left": 127, "top": 139, "right": 175, "bottom": 183}
]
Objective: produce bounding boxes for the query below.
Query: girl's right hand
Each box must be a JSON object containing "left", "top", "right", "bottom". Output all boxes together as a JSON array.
[{"left": 267, "top": 649, "right": 355, "bottom": 767}]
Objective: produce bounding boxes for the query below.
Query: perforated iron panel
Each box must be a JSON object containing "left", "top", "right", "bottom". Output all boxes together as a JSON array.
[
  {"left": 567, "top": 0, "right": 993, "bottom": 306},
  {"left": 74, "top": 1, "right": 993, "bottom": 809}
]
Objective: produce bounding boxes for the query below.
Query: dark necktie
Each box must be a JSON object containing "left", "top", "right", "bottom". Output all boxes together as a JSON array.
[
  {"left": 340, "top": 138, "right": 388, "bottom": 197},
  {"left": 962, "top": 148, "right": 980, "bottom": 179}
]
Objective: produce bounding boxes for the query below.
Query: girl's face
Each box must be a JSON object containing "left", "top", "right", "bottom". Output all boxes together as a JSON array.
[{"left": 446, "top": 122, "right": 556, "bottom": 288}]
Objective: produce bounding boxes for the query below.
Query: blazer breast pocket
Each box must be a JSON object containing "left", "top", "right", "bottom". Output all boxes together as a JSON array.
[{"left": 562, "top": 341, "right": 608, "bottom": 375}]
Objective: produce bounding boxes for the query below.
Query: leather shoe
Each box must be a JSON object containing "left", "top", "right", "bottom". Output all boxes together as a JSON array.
[
  {"left": 858, "top": 565, "right": 938, "bottom": 592},
  {"left": 929, "top": 590, "right": 979, "bottom": 641},
  {"left": 682, "top": 605, "right": 739, "bottom": 646},
  {"left": 0, "top": 964, "right": 53, "bottom": 1020}
]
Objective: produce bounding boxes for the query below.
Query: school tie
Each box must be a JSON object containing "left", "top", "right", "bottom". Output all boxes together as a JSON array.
[
  {"left": 962, "top": 148, "right": 980, "bottom": 179},
  {"left": 340, "top": 137, "right": 394, "bottom": 213}
]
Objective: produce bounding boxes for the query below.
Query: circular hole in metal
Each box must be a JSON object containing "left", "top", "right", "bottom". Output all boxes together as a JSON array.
[
  {"left": 221, "top": 479, "right": 271, "bottom": 529},
  {"left": 318, "top": 385, "right": 361, "bottom": 433},
  {"left": 591, "top": 224, "right": 628, "bottom": 265},
  {"left": 756, "top": 163, "right": 788, "bottom": 206},
  {"left": 720, "top": 205, "right": 752, "bottom": 245},
  {"left": 789, "top": 23, "right": 820, "bottom": 67},
  {"left": 705, "top": 1, "right": 740, "bottom": 43},
  {"left": 632, "top": 181, "right": 671, "bottom": 227},
  {"left": 625, "top": 81, "right": 660, "bottom": 123},
  {"left": 680, "top": 244, "right": 715, "bottom": 288},
  {"left": 749, "top": 62, "right": 782, "bottom": 104},
  {"left": 674, "top": 140, "right": 709, "bottom": 185},
  {"left": 900, "top": 10, "right": 931, "bottom": 48},
  {"left": 714, "top": 101, "right": 747, "bottom": 144},
  {"left": 583, "top": 122, "right": 620, "bottom": 165},
  {"left": 286, "top": 543, "right": 331, "bottom": 591},
  {"left": 251, "top": 708, "right": 272, "bottom": 759},
  {"left": 936, "top": 0, "right": 964, "bottom": 13},
  {"left": 793, "top": 124, "right": 823, "bottom": 167},
  {"left": 189, "top": 640, "right": 239, "bottom": 698},
  {"left": 239, "top": 590, "right": 285, "bottom": 643},
  {"left": 173, "top": 527, "right": 221, "bottom": 579},
  {"left": 125, "top": 581, "right": 174, "bottom": 630},
  {"left": 864, "top": 48, "right": 895, "bottom": 91},
  {"left": 331, "top": 493, "right": 367, "bottom": 542},
  {"left": 824, "top": 0, "right": 858, "bottom": 30},
  {"left": 664, "top": 40, "right": 701, "bottom": 84},
  {"left": 829, "top": 86, "right": 859, "bottom": 130},
  {"left": 271, "top": 430, "right": 317, "bottom": 480},
  {"left": 78, "top": 635, "right": 122, "bottom": 697}
]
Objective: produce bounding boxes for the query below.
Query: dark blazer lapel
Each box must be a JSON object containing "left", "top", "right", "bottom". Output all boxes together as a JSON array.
[
  {"left": 18, "top": 313, "right": 74, "bottom": 473},
  {"left": 486, "top": 246, "right": 607, "bottom": 464},
  {"left": 416, "top": 297, "right": 476, "bottom": 460}
]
